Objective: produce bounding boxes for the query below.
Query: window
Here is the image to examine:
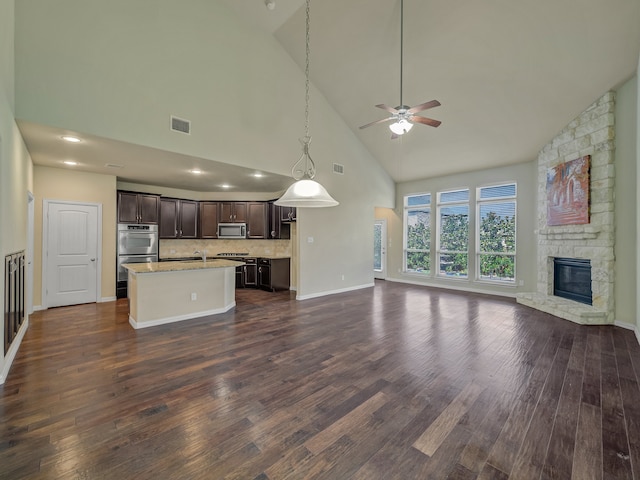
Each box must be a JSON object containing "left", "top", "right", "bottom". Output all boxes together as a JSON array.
[
  {"left": 437, "top": 189, "right": 469, "bottom": 278},
  {"left": 477, "top": 183, "right": 516, "bottom": 282},
  {"left": 404, "top": 193, "right": 431, "bottom": 274}
]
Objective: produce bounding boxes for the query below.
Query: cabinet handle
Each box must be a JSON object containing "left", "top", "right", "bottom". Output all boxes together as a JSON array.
[{"left": 258, "top": 267, "right": 261, "bottom": 273}]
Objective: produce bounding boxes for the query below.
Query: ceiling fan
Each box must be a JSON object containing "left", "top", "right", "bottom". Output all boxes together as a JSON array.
[{"left": 359, "top": 0, "right": 441, "bottom": 139}]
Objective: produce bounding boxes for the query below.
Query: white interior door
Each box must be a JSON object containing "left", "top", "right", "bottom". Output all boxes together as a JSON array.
[
  {"left": 374, "top": 219, "right": 387, "bottom": 279},
  {"left": 44, "top": 201, "right": 101, "bottom": 308}
]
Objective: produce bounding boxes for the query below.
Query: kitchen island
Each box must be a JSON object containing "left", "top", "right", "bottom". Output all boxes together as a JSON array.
[{"left": 123, "top": 259, "right": 243, "bottom": 329}]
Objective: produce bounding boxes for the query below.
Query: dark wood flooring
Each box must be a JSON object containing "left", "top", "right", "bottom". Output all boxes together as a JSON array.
[{"left": 2, "top": 280, "right": 640, "bottom": 479}]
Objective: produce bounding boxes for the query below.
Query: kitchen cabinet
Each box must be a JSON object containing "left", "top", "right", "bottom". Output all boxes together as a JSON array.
[
  {"left": 247, "top": 202, "right": 268, "bottom": 239},
  {"left": 199, "top": 201, "right": 220, "bottom": 239},
  {"left": 258, "top": 258, "right": 290, "bottom": 292},
  {"left": 242, "top": 258, "right": 258, "bottom": 288},
  {"left": 118, "top": 191, "right": 160, "bottom": 224},
  {"left": 159, "top": 198, "right": 198, "bottom": 239},
  {"left": 280, "top": 206, "right": 297, "bottom": 223},
  {"left": 268, "top": 202, "right": 291, "bottom": 239},
  {"left": 220, "top": 202, "right": 247, "bottom": 223}
]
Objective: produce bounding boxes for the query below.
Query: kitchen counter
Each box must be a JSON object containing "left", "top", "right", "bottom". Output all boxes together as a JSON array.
[
  {"left": 124, "top": 259, "right": 243, "bottom": 273},
  {"left": 123, "top": 260, "right": 240, "bottom": 329}
]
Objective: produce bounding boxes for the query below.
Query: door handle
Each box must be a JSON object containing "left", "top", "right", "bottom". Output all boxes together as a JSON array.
[{"left": 90, "top": 258, "right": 96, "bottom": 262}]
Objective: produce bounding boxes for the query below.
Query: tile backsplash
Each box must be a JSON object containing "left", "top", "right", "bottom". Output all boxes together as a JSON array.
[{"left": 160, "top": 239, "right": 291, "bottom": 259}]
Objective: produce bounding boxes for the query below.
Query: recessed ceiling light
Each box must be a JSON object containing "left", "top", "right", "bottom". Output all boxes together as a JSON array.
[
  {"left": 253, "top": 172, "right": 264, "bottom": 178},
  {"left": 63, "top": 160, "right": 78, "bottom": 166},
  {"left": 190, "top": 169, "right": 203, "bottom": 175},
  {"left": 61, "top": 135, "right": 81, "bottom": 143},
  {"left": 220, "top": 184, "right": 231, "bottom": 189}
]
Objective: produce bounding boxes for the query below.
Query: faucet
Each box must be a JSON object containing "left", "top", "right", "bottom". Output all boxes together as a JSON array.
[{"left": 194, "top": 250, "right": 207, "bottom": 262}]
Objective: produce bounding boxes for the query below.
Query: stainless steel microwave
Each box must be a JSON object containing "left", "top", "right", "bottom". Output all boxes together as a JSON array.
[{"left": 217, "top": 223, "right": 246, "bottom": 239}]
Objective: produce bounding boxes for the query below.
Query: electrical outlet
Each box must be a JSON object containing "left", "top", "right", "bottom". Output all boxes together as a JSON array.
[
  {"left": 341, "top": 274, "right": 345, "bottom": 281},
  {"left": 518, "top": 280, "right": 524, "bottom": 286},
  {"left": 170, "top": 249, "right": 176, "bottom": 254},
  {"left": 191, "top": 292, "right": 197, "bottom": 301},
  {"left": 307, "top": 236, "right": 314, "bottom": 243}
]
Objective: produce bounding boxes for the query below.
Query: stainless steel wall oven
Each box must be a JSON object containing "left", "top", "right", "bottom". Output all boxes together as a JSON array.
[{"left": 116, "top": 224, "right": 158, "bottom": 298}]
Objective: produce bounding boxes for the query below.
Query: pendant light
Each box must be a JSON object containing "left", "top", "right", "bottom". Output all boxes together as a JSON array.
[{"left": 275, "top": 0, "right": 339, "bottom": 208}]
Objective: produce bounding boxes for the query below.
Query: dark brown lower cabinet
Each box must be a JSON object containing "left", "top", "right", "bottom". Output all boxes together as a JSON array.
[
  {"left": 241, "top": 258, "right": 258, "bottom": 288},
  {"left": 258, "top": 258, "right": 290, "bottom": 292}
]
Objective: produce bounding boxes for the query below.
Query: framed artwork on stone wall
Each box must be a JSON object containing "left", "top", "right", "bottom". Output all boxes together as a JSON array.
[{"left": 546, "top": 155, "right": 590, "bottom": 226}]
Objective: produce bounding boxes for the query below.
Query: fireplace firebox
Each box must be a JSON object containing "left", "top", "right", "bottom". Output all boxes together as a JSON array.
[{"left": 553, "top": 257, "right": 592, "bottom": 305}]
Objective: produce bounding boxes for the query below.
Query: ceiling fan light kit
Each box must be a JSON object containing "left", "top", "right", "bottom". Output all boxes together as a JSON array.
[
  {"left": 359, "top": 0, "right": 441, "bottom": 138},
  {"left": 276, "top": 0, "right": 338, "bottom": 208},
  {"left": 389, "top": 118, "right": 413, "bottom": 135}
]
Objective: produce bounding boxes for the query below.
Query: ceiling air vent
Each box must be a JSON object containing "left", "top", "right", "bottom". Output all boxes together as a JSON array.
[
  {"left": 332, "top": 163, "right": 344, "bottom": 175},
  {"left": 171, "top": 116, "right": 191, "bottom": 135},
  {"left": 105, "top": 163, "right": 124, "bottom": 169}
]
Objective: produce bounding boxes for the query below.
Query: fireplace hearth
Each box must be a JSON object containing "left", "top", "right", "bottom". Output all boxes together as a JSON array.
[{"left": 553, "top": 257, "right": 592, "bottom": 305}]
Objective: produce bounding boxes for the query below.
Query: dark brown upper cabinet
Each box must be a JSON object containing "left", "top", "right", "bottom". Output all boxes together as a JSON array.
[
  {"left": 246, "top": 202, "right": 269, "bottom": 239},
  {"left": 199, "top": 201, "right": 220, "bottom": 239},
  {"left": 117, "top": 191, "right": 160, "bottom": 224},
  {"left": 280, "top": 206, "right": 297, "bottom": 223},
  {"left": 159, "top": 198, "right": 198, "bottom": 239},
  {"left": 220, "top": 202, "right": 247, "bottom": 223}
]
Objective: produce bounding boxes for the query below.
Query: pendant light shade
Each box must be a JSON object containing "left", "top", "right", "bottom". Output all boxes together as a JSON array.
[
  {"left": 276, "top": 0, "right": 339, "bottom": 209},
  {"left": 276, "top": 179, "right": 339, "bottom": 207}
]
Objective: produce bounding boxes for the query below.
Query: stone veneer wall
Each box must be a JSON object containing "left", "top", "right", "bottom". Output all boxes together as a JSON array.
[{"left": 517, "top": 92, "right": 615, "bottom": 324}]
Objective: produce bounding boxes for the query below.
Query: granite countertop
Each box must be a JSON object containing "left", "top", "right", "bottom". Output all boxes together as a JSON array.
[
  {"left": 160, "top": 255, "right": 291, "bottom": 261},
  {"left": 123, "top": 259, "right": 243, "bottom": 274}
]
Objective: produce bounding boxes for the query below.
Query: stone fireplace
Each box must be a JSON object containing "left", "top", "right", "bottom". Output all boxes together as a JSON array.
[{"left": 517, "top": 92, "right": 615, "bottom": 324}]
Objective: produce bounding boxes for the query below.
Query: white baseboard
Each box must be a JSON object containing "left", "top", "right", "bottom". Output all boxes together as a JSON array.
[
  {"left": 129, "top": 302, "right": 235, "bottom": 329},
  {"left": 614, "top": 320, "right": 640, "bottom": 346},
  {"left": 296, "top": 282, "right": 374, "bottom": 301},
  {"left": 0, "top": 317, "right": 30, "bottom": 385},
  {"left": 33, "top": 305, "right": 45, "bottom": 311},
  {"left": 100, "top": 296, "right": 117, "bottom": 303}
]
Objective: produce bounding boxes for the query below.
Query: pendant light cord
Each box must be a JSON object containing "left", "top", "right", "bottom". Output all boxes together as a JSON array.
[
  {"left": 399, "top": 0, "right": 404, "bottom": 107},
  {"left": 292, "top": 0, "right": 315, "bottom": 180},
  {"left": 304, "top": 0, "right": 310, "bottom": 141}
]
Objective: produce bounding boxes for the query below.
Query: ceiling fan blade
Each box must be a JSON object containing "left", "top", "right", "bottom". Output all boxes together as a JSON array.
[
  {"left": 359, "top": 117, "right": 394, "bottom": 129},
  {"left": 409, "top": 115, "right": 442, "bottom": 128},
  {"left": 391, "top": 132, "right": 399, "bottom": 140},
  {"left": 375, "top": 104, "right": 399, "bottom": 114},
  {"left": 407, "top": 100, "right": 441, "bottom": 114}
]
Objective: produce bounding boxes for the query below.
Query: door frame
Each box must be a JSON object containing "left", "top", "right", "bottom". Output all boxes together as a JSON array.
[
  {"left": 42, "top": 199, "right": 103, "bottom": 309},
  {"left": 374, "top": 219, "right": 387, "bottom": 280},
  {"left": 27, "top": 192, "right": 34, "bottom": 315}
]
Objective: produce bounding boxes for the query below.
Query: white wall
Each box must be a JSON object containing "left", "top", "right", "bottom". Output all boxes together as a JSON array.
[
  {"left": 388, "top": 161, "right": 537, "bottom": 297},
  {"left": 637, "top": 56, "right": 640, "bottom": 334},
  {"left": 15, "top": 0, "right": 394, "bottom": 299},
  {"left": 0, "top": 0, "right": 34, "bottom": 382},
  {"left": 614, "top": 75, "right": 637, "bottom": 326}
]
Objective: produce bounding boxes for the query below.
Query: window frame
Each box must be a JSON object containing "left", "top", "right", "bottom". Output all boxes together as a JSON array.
[
  {"left": 436, "top": 188, "right": 470, "bottom": 279},
  {"left": 403, "top": 193, "right": 432, "bottom": 275},
  {"left": 475, "top": 182, "right": 517, "bottom": 284}
]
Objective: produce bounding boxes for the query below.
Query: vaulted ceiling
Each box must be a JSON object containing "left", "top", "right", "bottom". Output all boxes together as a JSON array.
[{"left": 19, "top": 0, "right": 640, "bottom": 190}]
